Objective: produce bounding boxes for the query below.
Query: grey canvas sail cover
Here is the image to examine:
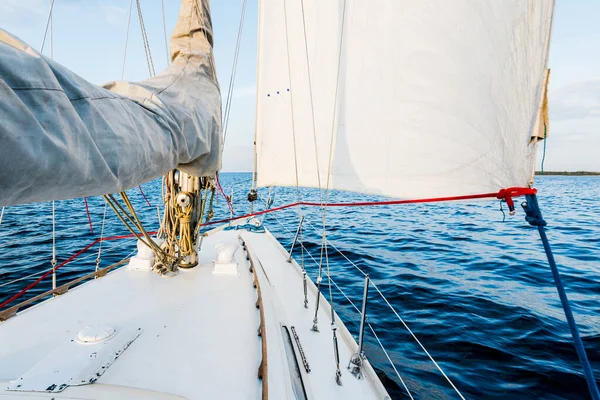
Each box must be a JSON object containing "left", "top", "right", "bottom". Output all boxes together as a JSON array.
[{"left": 0, "top": 0, "right": 221, "bottom": 207}]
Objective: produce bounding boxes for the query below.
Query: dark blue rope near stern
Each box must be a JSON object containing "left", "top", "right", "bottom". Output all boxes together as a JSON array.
[{"left": 522, "top": 194, "right": 600, "bottom": 400}]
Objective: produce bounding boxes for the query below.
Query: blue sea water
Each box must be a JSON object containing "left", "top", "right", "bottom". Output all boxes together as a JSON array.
[{"left": 0, "top": 174, "right": 598, "bottom": 399}]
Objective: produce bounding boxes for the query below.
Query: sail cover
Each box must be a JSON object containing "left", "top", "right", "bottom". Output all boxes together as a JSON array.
[
  {"left": 255, "top": 0, "right": 554, "bottom": 199},
  {"left": 0, "top": 0, "right": 221, "bottom": 207}
]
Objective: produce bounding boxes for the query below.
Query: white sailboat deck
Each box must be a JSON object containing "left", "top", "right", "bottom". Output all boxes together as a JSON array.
[{"left": 0, "top": 224, "right": 389, "bottom": 399}]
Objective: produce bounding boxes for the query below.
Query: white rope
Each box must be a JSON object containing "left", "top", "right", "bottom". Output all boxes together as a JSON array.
[
  {"left": 39, "top": 0, "right": 55, "bottom": 54},
  {"left": 95, "top": 203, "right": 108, "bottom": 273},
  {"left": 222, "top": 0, "right": 247, "bottom": 145},
  {"left": 121, "top": 0, "right": 134, "bottom": 80},
  {"left": 161, "top": 0, "right": 170, "bottom": 65},
  {"left": 0, "top": 207, "right": 5, "bottom": 226}
]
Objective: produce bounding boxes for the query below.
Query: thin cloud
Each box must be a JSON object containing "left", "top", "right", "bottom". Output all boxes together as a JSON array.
[
  {"left": 550, "top": 78, "right": 600, "bottom": 120},
  {"left": 2, "top": 0, "right": 47, "bottom": 17},
  {"left": 100, "top": 5, "right": 128, "bottom": 25}
]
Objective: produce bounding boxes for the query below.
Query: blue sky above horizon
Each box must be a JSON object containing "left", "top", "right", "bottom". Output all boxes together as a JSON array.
[{"left": 1, "top": 0, "right": 598, "bottom": 172}]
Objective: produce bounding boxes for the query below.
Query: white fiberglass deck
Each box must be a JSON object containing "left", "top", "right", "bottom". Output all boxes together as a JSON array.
[{"left": 0, "top": 224, "right": 389, "bottom": 399}]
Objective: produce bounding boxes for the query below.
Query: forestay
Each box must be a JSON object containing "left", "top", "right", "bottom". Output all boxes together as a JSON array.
[
  {"left": 0, "top": 0, "right": 221, "bottom": 207},
  {"left": 255, "top": 0, "right": 554, "bottom": 199}
]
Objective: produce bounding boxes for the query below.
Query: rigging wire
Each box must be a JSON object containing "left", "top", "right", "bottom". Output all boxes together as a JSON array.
[
  {"left": 319, "top": 0, "right": 348, "bottom": 384},
  {"left": 0, "top": 270, "right": 47, "bottom": 289},
  {"left": 95, "top": 202, "right": 108, "bottom": 274},
  {"left": 282, "top": 0, "right": 306, "bottom": 300},
  {"left": 282, "top": 0, "right": 301, "bottom": 196},
  {"left": 49, "top": 0, "right": 53, "bottom": 59},
  {"left": 161, "top": 0, "right": 170, "bottom": 65},
  {"left": 268, "top": 208, "right": 414, "bottom": 398},
  {"left": 135, "top": 0, "right": 156, "bottom": 77},
  {"left": 0, "top": 239, "right": 134, "bottom": 283},
  {"left": 300, "top": 0, "right": 323, "bottom": 204},
  {"left": 51, "top": 201, "right": 57, "bottom": 291},
  {"left": 250, "top": 0, "right": 261, "bottom": 197},
  {"left": 300, "top": 213, "right": 464, "bottom": 398},
  {"left": 222, "top": 0, "right": 248, "bottom": 145},
  {"left": 39, "top": 0, "right": 55, "bottom": 54},
  {"left": 121, "top": 0, "right": 134, "bottom": 80},
  {"left": 371, "top": 281, "right": 466, "bottom": 399},
  {"left": 321, "top": 0, "right": 348, "bottom": 288},
  {"left": 0, "top": 239, "right": 140, "bottom": 310}
]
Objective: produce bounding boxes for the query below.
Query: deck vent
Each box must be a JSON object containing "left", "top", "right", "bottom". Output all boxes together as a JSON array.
[{"left": 76, "top": 325, "right": 117, "bottom": 344}]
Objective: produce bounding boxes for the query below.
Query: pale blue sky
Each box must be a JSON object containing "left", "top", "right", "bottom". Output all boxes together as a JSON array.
[{"left": 1, "top": 0, "right": 598, "bottom": 171}]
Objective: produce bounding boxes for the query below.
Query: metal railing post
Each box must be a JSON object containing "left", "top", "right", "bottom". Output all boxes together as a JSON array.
[
  {"left": 348, "top": 274, "right": 369, "bottom": 379},
  {"left": 286, "top": 215, "right": 304, "bottom": 263}
]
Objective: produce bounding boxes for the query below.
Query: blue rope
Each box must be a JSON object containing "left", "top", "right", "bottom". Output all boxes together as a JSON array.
[
  {"left": 224, "top": 189, "right": 274, "bottom": 234},
  {"left": 541, "top": 123, "right": 548, "bottom": 175},
  {"left": 522, "top": 194, "right": 600, "bottom": 400},
  {"left": 224, "top": 221, "right": 265, "bottom": 233}
]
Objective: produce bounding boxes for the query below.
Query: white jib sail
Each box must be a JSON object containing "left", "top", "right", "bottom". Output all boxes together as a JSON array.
[
  {"left": 255, "top": 0, "right": 554, "bottom": 199},
  {"left": 0, "top": 0, "right": 221, "bottom": 207}
]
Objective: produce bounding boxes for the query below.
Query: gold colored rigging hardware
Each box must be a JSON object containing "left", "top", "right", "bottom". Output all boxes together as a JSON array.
[{"left": 103, "top": 170, "right": 214, "bottom": 275}]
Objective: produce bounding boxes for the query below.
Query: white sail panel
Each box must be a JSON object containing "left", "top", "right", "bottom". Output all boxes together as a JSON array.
[
  {"left": 255, "top": 0, "right": 554, "bottom": 198},
  {"left": 0, "top": 0, "right": 221, "bottom": 207}
]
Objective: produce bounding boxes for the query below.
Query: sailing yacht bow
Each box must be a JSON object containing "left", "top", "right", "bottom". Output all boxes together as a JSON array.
[{"left": 4, "top": 1, "right": 597, "bottom": 399}]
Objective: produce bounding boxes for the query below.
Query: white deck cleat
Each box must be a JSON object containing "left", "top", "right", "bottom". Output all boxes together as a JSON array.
[{"left": 212, "top": 243, "right": 239, "bottom": 277}]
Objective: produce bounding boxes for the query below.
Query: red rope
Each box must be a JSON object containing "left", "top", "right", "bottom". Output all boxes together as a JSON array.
[
  {"left": 215, "top": 173, "right": 234, "bottom": 214},
  {"left": 138, "top": 185, "right": 152, "bottom": 207},
  {"left": 201, "top": 187, "right": 537, "bottom": 227},
  {"left": 1, "top": 186, "right": 535, "bottom": 310},
  {"left": 0, "top": 231, "right": 157, "bottom": 310},
  {"left": 83, "top": 197, "right": 94, "bottom": 234}
]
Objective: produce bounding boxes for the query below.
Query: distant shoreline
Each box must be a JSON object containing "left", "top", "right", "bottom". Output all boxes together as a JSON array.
[
  {"left": 535, "top": 171, "right": 600, "bottom": 176},
  {"left": 222, "top": 171, "right": 600, "bottom": 176}
]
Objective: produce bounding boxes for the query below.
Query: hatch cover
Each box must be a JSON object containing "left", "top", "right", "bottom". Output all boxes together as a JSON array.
[{"left": 6, "top": 326, "right": 142, "bottom": 393}]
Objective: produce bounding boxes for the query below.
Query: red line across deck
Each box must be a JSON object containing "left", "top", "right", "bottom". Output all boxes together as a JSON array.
[{"left": 0, "top": 187, "right": 535, "bottom": 310}]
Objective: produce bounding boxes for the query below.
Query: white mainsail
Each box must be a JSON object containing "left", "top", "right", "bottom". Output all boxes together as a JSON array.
[
  {"left": 0, "top": 0, "right": 221, "bottom": 207},
  {"left": 255, "top": 0, "right": 554, "bottom": 199}
]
